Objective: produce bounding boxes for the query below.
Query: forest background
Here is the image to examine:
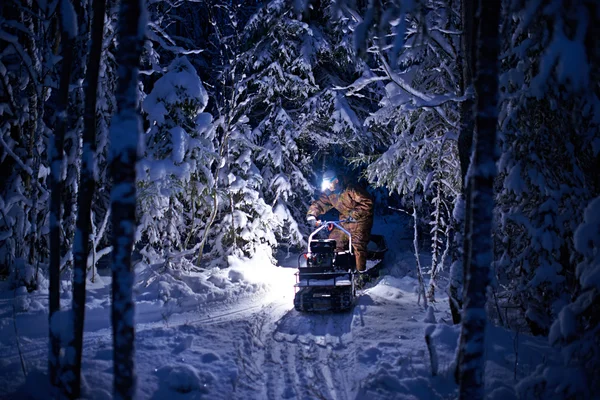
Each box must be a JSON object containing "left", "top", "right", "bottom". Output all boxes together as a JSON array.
[{"left": 0, "top": 0, "right": 598, "bottom": 398}]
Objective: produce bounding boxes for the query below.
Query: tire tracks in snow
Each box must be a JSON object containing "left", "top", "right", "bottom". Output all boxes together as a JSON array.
[
  {"left": 148, "top": 284, "right": 416, "bottom": 400},
  {"left": 242, "top": 301, "right": 360, "bottom": 400}
]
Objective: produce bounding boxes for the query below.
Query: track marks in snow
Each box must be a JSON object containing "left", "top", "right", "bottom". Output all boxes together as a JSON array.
[
  {"left": 161, "top": 287, "right": 434, "bottom": 400},
  {"left": 230, "top": 285, "right": 432, "bottom": 400},
  {"left": 252, "top": 306, "right": 359, "bottom": 400}
]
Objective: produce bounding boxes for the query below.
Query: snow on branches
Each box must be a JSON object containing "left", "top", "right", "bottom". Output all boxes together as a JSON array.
[{"left": 138, "top": 56, "right": 216, "bottom": 267}]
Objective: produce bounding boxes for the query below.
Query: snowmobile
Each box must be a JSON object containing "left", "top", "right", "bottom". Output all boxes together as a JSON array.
[{"left": 293, "top": 218, "right": 387, "bottom": 312}]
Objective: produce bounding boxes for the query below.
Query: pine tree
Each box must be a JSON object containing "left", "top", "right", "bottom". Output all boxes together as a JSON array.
[
  {"left": 239, "top": 0, "right": 321, "bottom": 249},
  {"left": 495, "top": 0, "right": 600, "bottom": 335},
  {"left": 352, "top": 0, "right": 462, "bottom": 297},
  {"left": 0, "top": 0, "right": 54, "bottom": 286},
  {"left": 517, "top": 196, "right": 600, "bottom": 400},
  {"left": 138, "top": 56, "right": 215, "bottom": 268},
  {"left": 241, "top": 0, "right": 380, "bottom": 251}
]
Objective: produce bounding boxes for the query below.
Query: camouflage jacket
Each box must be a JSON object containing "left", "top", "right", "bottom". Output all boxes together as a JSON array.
[{"left": 307, "top": 183, "right": 374, "bottom": 222}]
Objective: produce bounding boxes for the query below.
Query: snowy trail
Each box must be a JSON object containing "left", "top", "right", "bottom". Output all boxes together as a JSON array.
[
  {"left": 0, "top": 271, "right": 549, "bottom": 400},
  {"left": 197, "top": 279, "right": 440, "bottom": 400},
  {"left": 1, "top": 272, "right": 459, "bottom": 400},
  {"left": 2, "top": 276, "right": 426, "bottom": 400}
]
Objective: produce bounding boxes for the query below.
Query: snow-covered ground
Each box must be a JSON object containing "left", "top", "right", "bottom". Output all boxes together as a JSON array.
[{"left": 0, "top": 215, "right": 552, "bottom": 399}]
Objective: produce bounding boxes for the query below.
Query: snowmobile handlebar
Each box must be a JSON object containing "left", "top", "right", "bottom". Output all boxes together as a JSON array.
[
  {"left": 307, "top": 218, "right": 355, "bottom": 254},
  {"left": 324, "top": 217, "right": 356, "bottom": 224},
  {"left": 312, "top": 217, "right": 356, "bottom": 227}
]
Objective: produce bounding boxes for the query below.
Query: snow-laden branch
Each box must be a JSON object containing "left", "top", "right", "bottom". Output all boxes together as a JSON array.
[
  {"left": 332, "top": 76, "right": 388, "bottom": 96},
  {"left": 146, "top": 24, "right": 204, "bottom": 55},
  {"left": 0, "top": 31, "right": 41, "bottom": 97},
  {"left": 430, "top": 27, "right": 461, "bottom": 35},
  {"left": 377, "top": 55, "right": 460, "bottom": 127},
  {"left": 511, "top": 0, "right": 543, "bottom": 44},
  {"left": 87, "top": 246, "right": 112, "bottom": 269},
  {"left": 0, "top": 61, "right": 18, "bottom": 116},
  {"left": 2, "top": 20, "right": 36, "bottom": 40},
  {"left": 0, "top": 133, "right": 34, "bottom": 176},
  {"left": 94, "top": 209, "right": 111, "bottom": 249}
]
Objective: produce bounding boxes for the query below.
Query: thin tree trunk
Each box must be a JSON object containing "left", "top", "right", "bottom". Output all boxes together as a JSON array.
[
  {"left": 49, "top": 0, "right": 77, "bottom": 389},
  {"left": 63, "top": 0, "right": 106, "bottom": 396},
  {"left": 196, "top": 129, "right": 231, "bottom": 266},
  {"left": 449, "top": 0, "right": 478, "bottom": 325},
  {"left": 413, "top": 206, "right": 428, "bottom": 309},
  {"left": 22, "top": 0, "right": 42, "bottom": 269},
  {"left": 427, "top": 175, "right": 443, "bottom": 303},
  {"left": 109, "top": 0, "right": 145, "bottom": 397},
  {"left": 196, "top": 191, "right": 219, "bottom": 265},
  {"left": 457, "top": 0, "right": 501, "bottom": 397}
]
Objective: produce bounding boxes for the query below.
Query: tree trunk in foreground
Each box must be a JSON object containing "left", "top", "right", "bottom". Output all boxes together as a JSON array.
[
  {"left": 457, "top": 0, "right": 501, "bottom": 398},
  {"left": 449, "top": 0, "right": 478, "bottom": 325},
  {"left": 49, "top": 0, "right": 77, "bottom": 390},
  {"left": 109, "top": 0, "right": 145, "bottom": 397},
  {"left": 63, "top": 0, "right": 107, "bottom": 396}
]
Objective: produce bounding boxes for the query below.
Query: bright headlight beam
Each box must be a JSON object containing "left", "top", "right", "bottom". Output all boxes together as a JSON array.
[{"left": 321, "top": 179, "right": 332, "bottom": 192}]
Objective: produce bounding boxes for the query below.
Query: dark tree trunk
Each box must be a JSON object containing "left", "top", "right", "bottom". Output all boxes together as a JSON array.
[
  {"left": 62, "top": 0, "right": 107, "bottom": 396},
  {"left": 109, "top": 0, "right": 145, "bottom": 397},
  {"left": 457, "top": 0, "right": 478, "bottom": 186},
  {"left": 449, "top": 0, "right": 478, "bottom": 325},
  {"left": 457, "top": 0, "right": 501, "bottom": 398},
  {"left": 49, "top": 0, "right": 76, "bottom": 390}
]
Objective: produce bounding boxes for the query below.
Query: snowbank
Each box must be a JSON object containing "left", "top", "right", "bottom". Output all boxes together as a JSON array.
[{"left": 135, "top": 246, "right": 296, "bottom": 313}]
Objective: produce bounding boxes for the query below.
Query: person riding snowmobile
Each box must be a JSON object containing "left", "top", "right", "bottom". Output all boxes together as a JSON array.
[{"left": 306, "top": 170, "right": 374, "bottom": 272}]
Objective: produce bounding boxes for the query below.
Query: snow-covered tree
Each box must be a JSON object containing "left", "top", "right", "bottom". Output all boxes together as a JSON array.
[
  {"left": 207, "top": 118, "right": 282, "bottom": 264},
  {"left": 239, "top": 0, "right": 324, "bottom": 247},
  {"left": 495, "top": 0, "right": 600, "bottom": 335},
  {"left": 188, "top": 1, "right": 284, "bottom": 265},
  {"left": 136, "top": 0, "right": 220, "bottom": 268},
  {"left": 240, "top": 0, "right": 382, "bottom": 248},
  {"left": 0, "top": 0, "right": 120, "bottom": 389},
  {"left": 0, "top": 0, "right": 55, "bottom": 286},
  {"left": 185, "top": 0, "right": 377, "bottom": 264},
  {"left": 138, "top": 56, "right": 215, "bottom": 268},
  {"left": 518, "top": 197, "right": 600, "bottom": 399},
  {"left": 351, "top": 0, "right": 462, "bottom": 299}
]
